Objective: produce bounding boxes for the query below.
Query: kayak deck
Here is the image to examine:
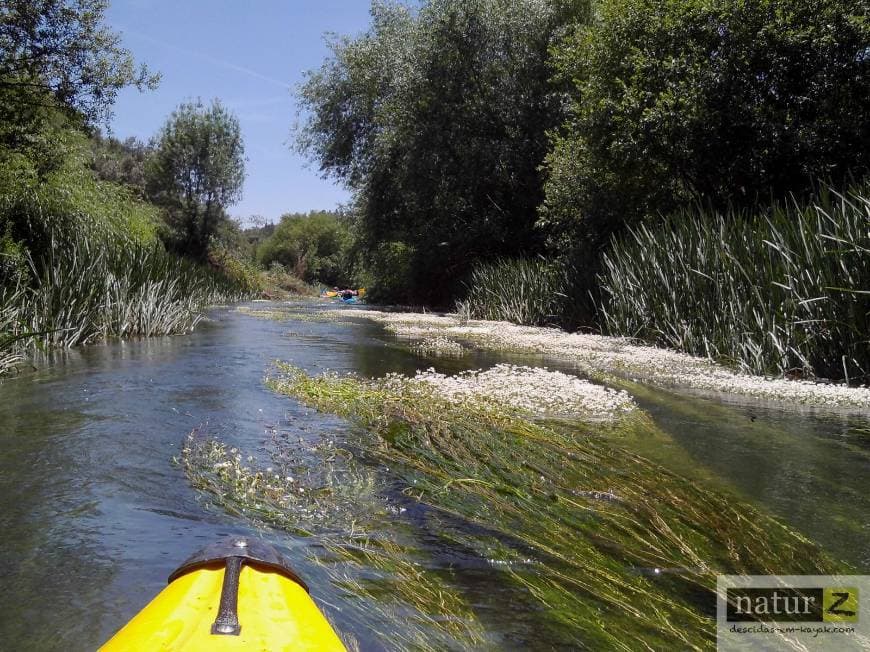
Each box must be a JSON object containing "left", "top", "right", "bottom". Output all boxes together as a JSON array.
[{"left": 100, "top": 564, "right": 346, "bottom": 651}]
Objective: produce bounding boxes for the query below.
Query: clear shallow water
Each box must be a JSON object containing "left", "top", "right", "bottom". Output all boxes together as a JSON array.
[{"left": 0, "top": 301, "right": 867, "bottom": 650}]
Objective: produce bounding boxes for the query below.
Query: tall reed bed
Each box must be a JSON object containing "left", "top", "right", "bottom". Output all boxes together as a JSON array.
[
  {"left": 0, "top": 283, "right": 26, "bottom": 374},
  {"left": 0, "top": 227, "right": 252, "bottom": 373},
  {"left": 0, "top": 135, "right": 258, "bottom": 374},
  {"left": 599, "top": 185, "right": 870, "bottom": 382},
  {"left": 456, "top": 257, "right": 571, "bottom": 326},
  {"left": 257, "top": 364, "right": 839, "bottom": 649}
]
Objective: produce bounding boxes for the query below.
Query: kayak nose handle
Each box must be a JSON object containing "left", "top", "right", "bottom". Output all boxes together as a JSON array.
[
  {"left": 211, "top": 556, "right": 244, "bottom": 636},
  {"left": 166, "top": 536, "right": 309, "bottom": 638}
]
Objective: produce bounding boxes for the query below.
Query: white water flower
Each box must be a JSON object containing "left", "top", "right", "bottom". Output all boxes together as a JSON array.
[
  {"left": 323, "top": 308, "right": 870, "bottom": 409},
  {"left": 407, "top": 363, "right": 635, "bottom": 421},
  {"left": 411, "top": 336, "right": 466, "bottom": 357}
]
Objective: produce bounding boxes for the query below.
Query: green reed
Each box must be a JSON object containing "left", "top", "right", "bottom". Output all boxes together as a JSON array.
[
  {"left": 0, "top": 282, "right": 26, "bottom": 374},
  {"left": 456, "top": 257, "right": 571, "bottom": 326},
  {"left": 0, "top": 225, "right": 252, "bottom": 372},
  {"left": 599, "top": 184, "right": 870, "bottom": 382},
  {"left": 258, "top": 364, "right": 841, "bottom": 650}
]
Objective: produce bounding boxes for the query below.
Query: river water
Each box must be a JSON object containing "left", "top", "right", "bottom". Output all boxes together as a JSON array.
[{"left": 0, "top": 301, "right": 867, "bottom": 650}]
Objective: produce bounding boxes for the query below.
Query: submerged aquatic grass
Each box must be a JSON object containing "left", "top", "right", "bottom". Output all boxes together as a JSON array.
[
  {"left": 257, "top": 363, "right": 841, "bottom": 649},
  {"left": 234, "top": 304, "right": 360, "bottom": 327},
  {"left": 180, "top": 428, "right": 488, "bottom": 651}
]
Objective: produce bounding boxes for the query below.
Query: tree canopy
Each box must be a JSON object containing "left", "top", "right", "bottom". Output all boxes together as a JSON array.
[
  {"left": 298, "top": 0, "right": 589, "bottom": 305},
  {"left": 147, "top": 100, "right": 246, "bottom": 259},
  {"left": 540, "top": 0, "right": 870, "bottom": 252},
  {"left": 0, "top": 0, "right": 158, "bottom": 157}
]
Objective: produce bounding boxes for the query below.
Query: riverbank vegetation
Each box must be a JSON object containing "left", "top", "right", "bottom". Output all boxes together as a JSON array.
[
  {"left": 0, "top": 1, "right": 258, "bottom": 375},
  {"left": 455, "top": 258, "right": 572, "bottom": 327},
  {"left": 183, "top": 363, "right": 842, "bottom": 648},
  {"left": 256, "top": 210, "right": 355, "bottom": 288},
  {"left": 298, "top": 0, "right": 870, "bottom": 383},
  {"left": 600, "top": 183, "right": 870, "bottom": 381}
]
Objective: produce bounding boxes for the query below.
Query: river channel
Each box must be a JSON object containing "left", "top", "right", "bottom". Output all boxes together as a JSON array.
[{"left": 0, "top": 301, "right": 867, "bottom": 650}]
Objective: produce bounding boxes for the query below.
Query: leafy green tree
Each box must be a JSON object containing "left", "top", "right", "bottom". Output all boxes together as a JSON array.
[
  {"left": 0, "top": 0, "right": 158, "bottom": 161},
  {"left": 541, "top": 0, "right": 870, "bottom": 253},
  {"left": 257, "top": 211, "right": 354, "bottom": 286},
  {"left": 298, "top": 0, "right": 589, "bottom": 305},
  {"left": 89, "top": 133, "right": 152, "bottom": 198},
  {"left": 147, "top": 100, "right": 246, "bottom": 259}
]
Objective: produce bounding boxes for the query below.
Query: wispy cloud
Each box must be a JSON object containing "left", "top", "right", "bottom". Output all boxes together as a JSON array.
[
  {"left": 122, "top": 29, "right": 292, "bottom": 90},
  {"left": 224, "top": 96, "right": 291, "bottom": 109}
]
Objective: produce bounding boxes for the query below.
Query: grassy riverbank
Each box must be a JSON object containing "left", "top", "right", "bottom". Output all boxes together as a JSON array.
[
  {"left": 0, "top": 148, "right": 257, "bottom": 375},
  {"left": 453, "top": 184, "right": 870, "bottom": 385},
  {"left": 183, "top": 361, "right": 842, "bottom": 649},
  {"left": 5, "top": 232, "right": 248, "bottom": 347}
]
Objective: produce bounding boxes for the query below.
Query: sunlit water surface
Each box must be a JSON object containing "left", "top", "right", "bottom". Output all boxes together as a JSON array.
[{"left": 0, "top": 301, "right": 867, "bottom": 650}]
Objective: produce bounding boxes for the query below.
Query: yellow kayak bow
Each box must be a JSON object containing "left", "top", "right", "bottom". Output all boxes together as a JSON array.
[{"left": 100, "top": 537, "right": 346, "bottom": 651}]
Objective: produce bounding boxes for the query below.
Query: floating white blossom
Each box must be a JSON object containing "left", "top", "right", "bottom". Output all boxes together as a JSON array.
[
  {"left": 398, "top": 363, "right": 636, "bottom": 421},
  {"left": 411, "top": 336, "right": 466, "bottom": 357},
  {"left": 325, "top": 309, "right": 870, "bottom": 409}
]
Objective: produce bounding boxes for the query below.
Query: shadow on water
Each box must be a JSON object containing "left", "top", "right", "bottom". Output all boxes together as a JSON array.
[
  {"left": 0, "top": 300, "right": 867, "bottom": 650},
  {"left": 622, "top": 382, "right": 870, "bottom": 569}
]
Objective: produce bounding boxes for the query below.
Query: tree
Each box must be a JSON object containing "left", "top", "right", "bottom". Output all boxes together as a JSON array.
[
  {"left": 148, "top": 100, "right": 246, "bottom": 259},
  {"left": 89, "top": 133, "right": 152, "bottom": 198},
  {"left": 0, "top": 0, "right": 158, "bottom": 155},
  {"left": 540, "top": 0, "right": 870, "bottom": 254},
  {"left": 257, "top": 211, "right": 354, "bottom": 286},
  {"left": 298, "top": 0, "right": 589, "bottom": 305}
]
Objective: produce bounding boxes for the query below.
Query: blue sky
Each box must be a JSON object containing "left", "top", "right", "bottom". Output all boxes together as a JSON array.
[{"left": 106, "top": 1, "right": 376, "bottom": 224}]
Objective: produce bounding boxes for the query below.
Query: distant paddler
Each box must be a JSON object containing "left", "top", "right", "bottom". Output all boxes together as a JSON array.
[{"left": 321, "top": 287, "right": 364, "bottom": 302}]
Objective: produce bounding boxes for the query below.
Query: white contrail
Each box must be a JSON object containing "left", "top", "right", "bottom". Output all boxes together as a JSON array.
[{"left": 122, "top": 28, "right": 293, "bottom": 90}]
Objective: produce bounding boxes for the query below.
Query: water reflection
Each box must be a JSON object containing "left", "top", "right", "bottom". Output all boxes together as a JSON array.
[{"left": 626, "top": 383, "right": 870, "bottom": 568}]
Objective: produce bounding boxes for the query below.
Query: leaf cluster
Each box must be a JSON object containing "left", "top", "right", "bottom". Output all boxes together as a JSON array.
[
  {"left": 541, "top": 0, "right": 870, "bottom": 251},
  {"left": 0, "top": 0, "right": 158, "bottom": 157}
]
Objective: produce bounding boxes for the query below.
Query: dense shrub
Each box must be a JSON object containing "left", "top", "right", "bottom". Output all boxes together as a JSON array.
[{"left": 0, "top": 132, "right": 160, "bottom": 257}]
